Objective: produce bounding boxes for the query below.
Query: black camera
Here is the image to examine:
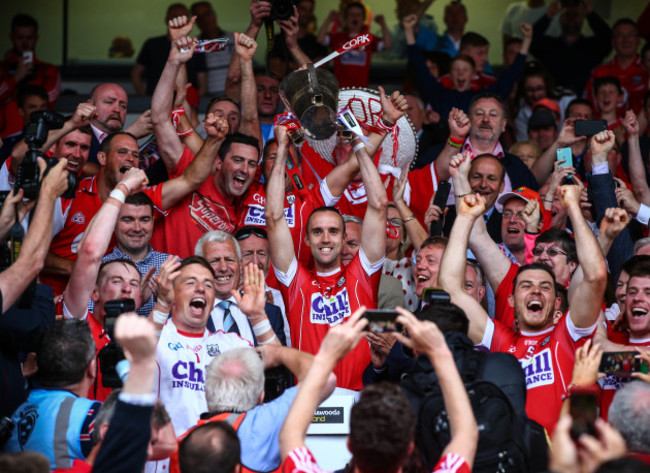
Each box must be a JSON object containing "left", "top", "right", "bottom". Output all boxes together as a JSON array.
[
  {"left": 421, "top": 288, "right": 451, "bottom": 305},
  {"left": 263, "top": 0, "right": 294, "bottom": 21},
  {"left": 98, "top": 298, "right": 136, "bottom": 388},
  {"left": 15, "top": 111, "right": 78, "bottom": 200}
]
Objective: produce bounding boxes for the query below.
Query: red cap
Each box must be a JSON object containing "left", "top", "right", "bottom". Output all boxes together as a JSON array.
[
  {"left": 532, "top": 98, "right": 561, "bottom": 115},
  {"left": 497, "top": 186, "right": 542, "bottom": 207}
]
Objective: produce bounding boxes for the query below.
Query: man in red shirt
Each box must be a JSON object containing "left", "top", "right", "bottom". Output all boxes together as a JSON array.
[
  {"left": 150, "top": 30, "right": 261, "bottom": 257},
  {"left": 316, "top": 3, "right": 392, "bottom": 88},
  {"left": 584, "top": 19, "right": 647, "bottom": 114},
  {"left": 60, "top": 167, "right": 151, "bottom": 401},
  {"left": 41, "top": 109, "right": 230, "bottom": 295},
  {"left": 266, "top": 119, "right": 388, "bottom": 390},
  {"left": 0, "top": 14, "right": 61, "bottom": 121},
  {"left": 439, "top": 186, "right": 607, "bottom": 435}
]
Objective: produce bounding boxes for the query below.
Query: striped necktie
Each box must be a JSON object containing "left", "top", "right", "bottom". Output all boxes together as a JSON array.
[{"left": 219, "top": 300, "right": 239, "bottom": 335}]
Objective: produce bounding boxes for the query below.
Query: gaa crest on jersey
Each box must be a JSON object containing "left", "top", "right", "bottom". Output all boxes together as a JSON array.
[
  {"left": 189, "top": 193, "right": 234, "bottom": 233},
  {"left": 71, "top": 212, "right": 85, "bottom": 224},
  {"left": 520, "top": 347, "right": 554, "bottom": 388},
  {"left": 287, "top": 194, "right": 296, "bottom": 205},
  {"left": 206, "top": 344, "right": 220, "bottom": 356},
  {"left": 310, "top": 289, "right": 351, "bottom": 325}
]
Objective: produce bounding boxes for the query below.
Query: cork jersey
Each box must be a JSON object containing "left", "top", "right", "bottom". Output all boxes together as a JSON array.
[{"left": 275, "top": 250, "right": 382, "bottom": 390}]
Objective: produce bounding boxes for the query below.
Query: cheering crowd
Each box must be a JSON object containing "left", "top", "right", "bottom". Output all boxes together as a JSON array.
[{"left": 1, "top": 1, "right": 650, "bottom": 472}]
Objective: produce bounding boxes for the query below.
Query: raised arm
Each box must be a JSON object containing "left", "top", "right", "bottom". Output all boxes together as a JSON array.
[
  {"left": 451, "top": 151, "right": 513, "bottom": 289},
  {"left": 265, "top": 126, "right": 295, "bottom": 273},
  {"left": 317, "top": 10, "right": 339, "bottom": 45},
  {"left": 232, "top": 263, "right": 280, "bottom": 345},
  {"left": 324, "top": 85, "right": 408, "bottom": 198},
  {"left": 392, "top": 173, "right": 428, "bottom": 251},
  {"left": 279, "top": 308, "right": 366, "bottom": 459},
  {"left": 358, "top": 89, "right": 396, "bottom": 264},
  {"left": 277, "top": 7, "right": 310, "bottom": 68},
  {"left": 10, "top": 103, "right": 97, "bottom": 175},
  {"left": 151, "top": 18, "right": 197, "bottom": 171},
  {"left": 434, "top": 108, "right": 472, "bottom": 182},
  {"left": 562, "top": 184, "right": 608, "bottom": 328},
  {"left": 224, "top": 0, "right": 270, "bottom": 100},
  {"left": 235, "top": 32, "right": 263, "bottom": 147},
  {"left": 92, "top": 314, "right": 158, "bottom": 473},
  {"left": 158, "top": 113, "right": 229, "bottom": 210},
  {"left": 530, "top": 118, "right": 583, "bottom": 186},
  {"left": 395, "top": 308, "right": 478, "bottom": 465},
  {"left": 63, "top": 168, "right": 148, "bottom": 318},
  {"left": 172, "top": 58, "right": 205, "bottom": 156},
  {"left": 375, "top": 15, "right": 392, "bottom": 51},
  {"left": 0, "top": 160, "right": 68, "bottom": 313},
  {"left": 623, "top": 111, "right": 650, "bottom": 204},
  {"left": 438, "top": 193, "right": 490, "bottom": 344}
]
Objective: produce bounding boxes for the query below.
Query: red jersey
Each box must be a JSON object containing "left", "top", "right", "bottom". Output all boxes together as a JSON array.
[
  {"left": 584, "top": 55, "right": 648, "bottom": 114},
  {"left": 150, "top": 146, "right": 238, "bottom": 258},
  {"left": 283, "top": 447, "right": 470, "bottom": 473},
  {"left": 275, "top": 251, "right": 382, "bottom": 390},
  {"left": 61, "top": 302, "right": 112, "bottom": 402},
  {"left": 328, "top": 31, "right": 380, "bottom": 88},
  {"left": 238, "top": 180, "right": 336, "bottom": 265},
  {"left": 41, "top": 176, "right": 163, "bottom": 296},
  {"left": 480, "top": 314, "right": 596, "bottom": 434},
  {"left": 439, "top": 72, "right": 496, "bottom": 91},
  {"left": 407, "top": 162, "right": 440, "bottom": 227},
  {"left": 494, "top": 262, "right": 519, "bottom": 330}
]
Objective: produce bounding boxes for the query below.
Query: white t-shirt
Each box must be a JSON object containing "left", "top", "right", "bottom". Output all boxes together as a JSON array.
[{"left": 156, "top": 319, "right": 252, "bottom": 435}]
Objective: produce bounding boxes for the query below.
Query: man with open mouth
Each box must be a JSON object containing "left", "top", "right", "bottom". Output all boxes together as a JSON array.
[
  {"left": 40, "top": 112, "right": 230, "bottom": 297},
  {"left": 440, "top": 178, "right": 608, "bottom": 435},
  {"left": 149, "top": 255, "right": 252, "bottom": 438}
]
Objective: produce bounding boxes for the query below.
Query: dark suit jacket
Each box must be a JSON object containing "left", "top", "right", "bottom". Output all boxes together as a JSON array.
[
  {"left": 88, "top": 132, "right": 101, "bottom": 165},
  {"left": 442, "top": 205, "right": 502, "bottom": 243},
  {"left": 205, "top": 302, "right": 286, "bottom": 347}
]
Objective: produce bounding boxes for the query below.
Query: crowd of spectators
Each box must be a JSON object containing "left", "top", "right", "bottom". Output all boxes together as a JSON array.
[{"left": 2, "top": 1, "right": 650, "bottom": 473}]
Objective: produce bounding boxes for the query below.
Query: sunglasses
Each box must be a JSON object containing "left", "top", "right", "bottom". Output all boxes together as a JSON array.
[
  {"left": 235, "top": 227, "right": 268, "bottom": 241},
  {"left": 532, "top": 247, "right": 567, "bottom": 257}
]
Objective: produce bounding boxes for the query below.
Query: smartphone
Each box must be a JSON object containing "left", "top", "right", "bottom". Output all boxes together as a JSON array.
[
  {"left": 569, "top": 391, "right": 598, "bottom": 441},
  {"left": 599, "top": 351, "right": 648, "bottom": 376},
  {"left": 574, "top": 120, "right": 607, "bottom": 137},
  {"left": 362, "top": 310, "right": 402, "bottom": 333},
  {"left": 22, "top": 51, "right": 33, "bottom": 64},
  {"left": 556, "top": 148, "right": 573, "bottom": 182}
]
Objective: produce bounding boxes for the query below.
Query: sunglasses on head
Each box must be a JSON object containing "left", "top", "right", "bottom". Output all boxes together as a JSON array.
[{"left": 235, "top": 227, "right": 268, "bottom": 241}]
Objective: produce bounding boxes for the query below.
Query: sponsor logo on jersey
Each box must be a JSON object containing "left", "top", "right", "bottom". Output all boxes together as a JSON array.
[
  {"left": 310, "top": 289, "right": 351, "bottom": 325},
  {"left": 171, "top": 360, "right": 206, "bottom": 391},
  {"left": 244, "top": 204, "right": 295, "bottom": 227},
  {"left": 189, "top": 193, "right": 234, "bottom": 233},
  {"left": 71, "top": 212, "right": 85, "bottom": 224},
  {"left": 520, "top": 347, "right": 554, "bottom": 388}
]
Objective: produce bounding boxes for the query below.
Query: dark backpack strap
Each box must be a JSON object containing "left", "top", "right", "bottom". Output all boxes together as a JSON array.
[{"left": 460, "top": 349, "right": 482, "bottom": 383}]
